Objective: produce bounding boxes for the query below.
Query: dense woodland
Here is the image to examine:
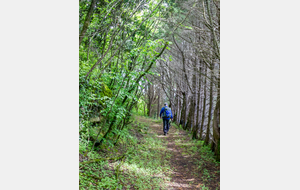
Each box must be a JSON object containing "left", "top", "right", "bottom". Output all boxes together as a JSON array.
[{"left": 79, "top": 0, "right": 220, "bottom": 189}]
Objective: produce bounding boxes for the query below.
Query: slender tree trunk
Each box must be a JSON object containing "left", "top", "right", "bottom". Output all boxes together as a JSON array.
[
  {"left": 189, "top": 63, "right": 197, "bottom": 132},
  {"left": 199, "top": 66, "right": 207, "bottom": 140},
  {"left": 204, "top": 65, "right": 214, "bottom": 145},
  {"left": 176, "top": 95, "right": 181, "bottom": 124},
  {"left": 212, "top": 68, "right": 220, "bottom": 159},
  {"left": 148, "top": 102, "right": 152, "bottom": 116},
  {"left": 157, "top": 88, "right": 160, "bottom": 118},
  {"left": 183, "top": 92, "right": 188, "bottom": 130},
  {"left": 211, "top": 100, "right": 219, "bottom": 148},
  {"left": 212, "top": 99, "right": 220, "bottom": 160},
  {"left": 79, "top": 0, "right": 98, "bottom": 46},
  {"left": 180, "top": 92, "right": 186, "bottom": 127},
  {"left": 186, "top": 96, "right": 194, "bottom": 131},
  {"left": 193, "top": 67, "right": 202, "bottom": 139}
]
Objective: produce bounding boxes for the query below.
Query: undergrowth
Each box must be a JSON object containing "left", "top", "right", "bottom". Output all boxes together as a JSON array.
[
  {"left": 79, "top": 116, "right": 172, "bottom": 189},
  {"left": 79, "top": 116, "right": 220, "bottom": 189}
]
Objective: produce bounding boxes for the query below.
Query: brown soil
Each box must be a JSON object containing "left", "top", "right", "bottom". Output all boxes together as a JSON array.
[{"left": 137, "top": 117, "right": 220, "bottom": 190}]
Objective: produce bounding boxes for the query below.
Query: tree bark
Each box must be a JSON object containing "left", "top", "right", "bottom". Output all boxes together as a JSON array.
[
  {"left": 204, "top": 64, "right": 214, "bottom": 145},
  {"left": 186, "top": 95, "right": 194, "bottom": 131},
  {"left": 199, "top": 65, "right": 207, "bottom": 140},
  {"left": 180, "top": 92, "right": 186, "bottom": 128},
  {"left": 157, "top": 88, "right": 160, "bottom": 118},
  {"left": 79, "top": 0, "right": 98, "bottom": 46},
  {"left": 193, "top": 63, "right": 202, "bottom": 139}
]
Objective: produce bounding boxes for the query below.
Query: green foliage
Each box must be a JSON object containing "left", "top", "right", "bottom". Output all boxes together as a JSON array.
[
  {"left": 79, "top": 117, "right": 171, "bottom": 189},
  {"left": 79, "top": 17, "right": 169, "bottom": 148},
  {"left": 132, "top": 98, "right": 148, "bottom": 116},
  {"left": 201, "top": 185, "right": 210, "bottom": 190}
]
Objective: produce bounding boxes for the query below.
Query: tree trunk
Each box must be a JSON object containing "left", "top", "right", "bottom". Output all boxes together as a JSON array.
[
  {"left": 148, "top": 101, "right": 152, "bottom": 117},
  {"left": 186, "top": 95, "right": 194, "bottom": 131},
  {"left": 204, "top": 65, "right": 214, "bottom": 145},
  {"left": 79, "top": 0, "right": 98, "bottom": 46},
  {"left": 180, "top": 92, "right": 186, "bottom": 128},
  {"left": 157, "top": 88, "right": 160, "bottom": 118},
  {"left": 211, "top": 99, "right": 220, "bottom": 157},
  {"left": 199, "top": 65, "right": 207, "bottom": 140},
  {"left": 176, "top": 95, "right": 181, "bottom": 124},
  {"left": 193, "top": 66, "right": 202, "bottom": 139}
]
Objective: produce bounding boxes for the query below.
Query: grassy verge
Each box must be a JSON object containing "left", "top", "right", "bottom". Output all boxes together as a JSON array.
[
  {"left": 172, "top": 123, "right": 220, "bottom": 189},
  {"left": 79, "top": 115, "right": 172, "bottom": 190}
]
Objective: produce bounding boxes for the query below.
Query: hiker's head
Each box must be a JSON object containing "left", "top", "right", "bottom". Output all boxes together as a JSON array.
[{"left": 164, "top": 103, "right": 168, "bottom": 106}]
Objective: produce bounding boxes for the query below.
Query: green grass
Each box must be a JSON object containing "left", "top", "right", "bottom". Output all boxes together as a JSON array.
[
  {"left": 79, "top": 116, "right": 172, "bottom": 190},
  {"left": 166, "top": 128, "right": 220, "bottom": 188},
  {"left": 79, "top": 115, "right": 220, "bottom": 189}
]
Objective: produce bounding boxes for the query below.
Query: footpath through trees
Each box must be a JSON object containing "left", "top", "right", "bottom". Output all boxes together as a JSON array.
[
  {"left": 79, "top": 0, "right": 220, "bottom": 189},
  {"left": 79, "top": 115, "right": 220, "bottom": 189}
]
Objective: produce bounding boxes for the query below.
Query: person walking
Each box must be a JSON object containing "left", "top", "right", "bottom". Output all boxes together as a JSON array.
[{"left": 159, "top": 103, "right": 173, "bottom": 136}]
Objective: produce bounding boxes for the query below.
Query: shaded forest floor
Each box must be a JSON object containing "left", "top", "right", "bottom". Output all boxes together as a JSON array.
[
  {"left": 79, "top": 115, "right": 220, "bottom": 190},
  {"left": 137, "top": 116, "right": 220, "bottom": 190}
]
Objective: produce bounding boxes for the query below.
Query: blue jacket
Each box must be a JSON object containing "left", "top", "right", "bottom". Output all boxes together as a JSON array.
[{"left": 160, "top": 106, "right": 173, "bottom": 120}]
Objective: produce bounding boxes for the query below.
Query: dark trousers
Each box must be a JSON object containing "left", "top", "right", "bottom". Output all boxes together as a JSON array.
[{"left": 163, "top": 119, "right": 170, "bottom": 133}]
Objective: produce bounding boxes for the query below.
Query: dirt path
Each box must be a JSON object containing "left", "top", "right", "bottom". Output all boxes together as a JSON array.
[{"left": 137, "top": 116, "right": 220, "bottom": 190}]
